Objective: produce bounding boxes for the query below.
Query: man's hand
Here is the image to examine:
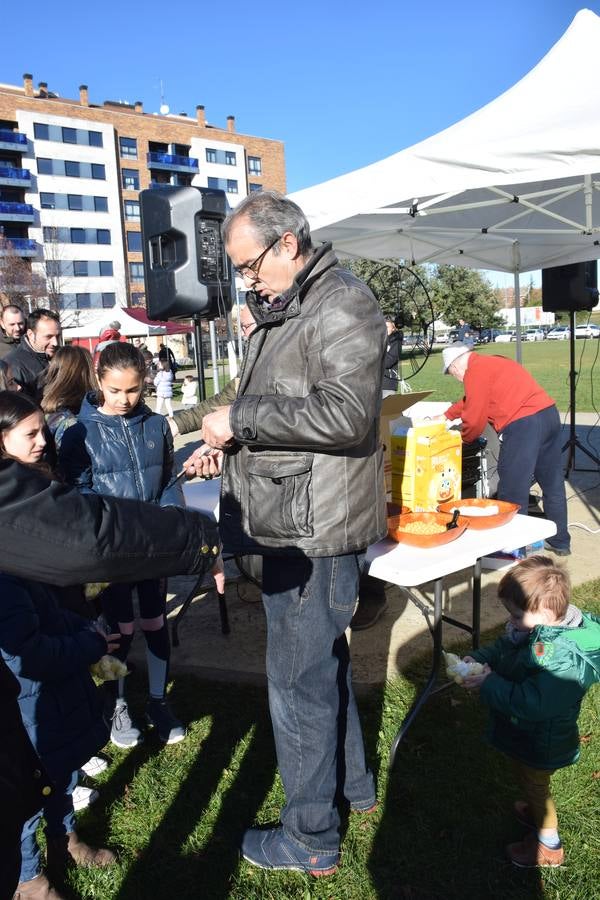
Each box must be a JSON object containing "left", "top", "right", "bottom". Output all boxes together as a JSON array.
[
  {"left": 211, "top": 555, "right": 226, "bottom": 594},
  {"left": 168, "top": 416, "right": 180, "bottom": 437},
  {"left": 201, "top": 406, "right": 234, "bottom": 450},
  {"left": 182, "top": 444, "right": 223, "bottom": 479}
]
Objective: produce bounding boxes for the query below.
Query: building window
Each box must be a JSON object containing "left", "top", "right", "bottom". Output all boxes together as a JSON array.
[
  {"left": 120, "top": 137, "right": 137, "bottom": 159},
  {"left": 227, "top": 179, "right": 238, "bottom": 194},
  {"left": 68, "top": 194, "right": 83, "bottom": 211},
  {"left": 208, "top": 176, "right": 238, "bottom": 193},
  {"left": 62, "top": 127, "right": 77, "bottom": 144},
  {"left": 40, "top": 192, "right": 55, "bottom": 209},
  {"left": 73, "top": 260, "right": 88, "bottom": 277},
  {"left": 65, "top": 160, "right": 81, "bottom": 178},
  {"left": 206, "top": 148, "right": 217, "bottom": 164},
  {"left": 70, "top": 228, "right": 86, "bottom": 243},
  {"left": 76, "top": 293, "right": 91, "bottom": 308},
  {"left": 102, "top": 292, "right": 116, "bottom": 307},
  {"left": 122, "top": 168, "right": 140, "bottom": 191},
  {"left": 88, "top": 131, "right": 103, "bottom": 148},
  {"left": 37, "top": 158, "right": 53, "bottom": 175},
  {"left": 249, "top": 183, "right": 262, "bottom": 193},
  {"left": 46, "top": 260, "right": 62, "bottom": 277},
  {"left": 225, "top": 151, "right": 236, "bottom": 166},
  {"left": 96, "top": 229, "right": 111, "bottom": 245},
  {"left": 248, "top": 156, "right": 262, "bottom": 175},
  {"left": 129, "top": 262, "right": 144, "bottom": 281},
  {"left": 99, "top": 261, "right": 113, "bottom": 276},
  {"left": 124, "top": 200, "right": 140, "bottom": 220},
  {"left": 127, "top": 231, "right": 142, "bottom": 252},
  {"left": 91, "top": 163, "right": 105, "bottom": 180},
  {"left": 34, "top": 122, "right": 50, "bottom": 140},
  {"left": 131, "top": 292, "right": 145, "bottom": 307},
  {"left": 94, "top": 196, "right": 108, "bottom": 212}
]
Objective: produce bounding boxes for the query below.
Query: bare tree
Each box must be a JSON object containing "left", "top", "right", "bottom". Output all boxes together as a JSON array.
[
  {"left": 0, "top": 235, "right": 46, "bottom": 310},
  {"left": 37, "top": 226, "right": 67, "bottom": 313}
]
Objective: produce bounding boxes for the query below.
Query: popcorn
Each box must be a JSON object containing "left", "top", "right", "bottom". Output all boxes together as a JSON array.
[
  {"left": 444, "top": 651, "right": 485, "bottom": 685},
  {"left": 90, "top": 655, "right": 129, "bottom": 681}
]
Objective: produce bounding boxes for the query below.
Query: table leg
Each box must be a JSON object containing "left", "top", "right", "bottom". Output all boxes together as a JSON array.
[
  {"left": 472, "top": 558, "right": 481, "bottom": 650},
  {"left": 389, "top": 577, "right": 443, "bottom": 772}
]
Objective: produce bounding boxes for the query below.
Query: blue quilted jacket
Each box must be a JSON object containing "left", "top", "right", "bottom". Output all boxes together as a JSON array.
[
  {"left": 59, "top": 392, "right": 183, "bottom": 506},
  {"left": 0, "top": 573, "right": 107, "bottom": 780}
]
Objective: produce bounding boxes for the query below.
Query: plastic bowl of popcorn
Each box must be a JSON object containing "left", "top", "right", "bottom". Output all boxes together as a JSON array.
[
  {"left": 389, "top": 511, "right": 469, "bottom": 548},
  {"left": 387, "top": 501, "right": 411, "bottom": 539},
  {"left": 437, "top": 498, "right": 520, "bottom": 530}
]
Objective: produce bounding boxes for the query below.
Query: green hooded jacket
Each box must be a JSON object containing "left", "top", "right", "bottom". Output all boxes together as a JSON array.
[{"left": 472, "top": 610, "right": 600, "bottom": 769}]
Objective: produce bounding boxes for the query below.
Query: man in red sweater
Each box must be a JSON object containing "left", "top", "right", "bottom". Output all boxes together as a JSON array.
[{"left": 442, "top": 343, "right": 570, "bottom": 555}]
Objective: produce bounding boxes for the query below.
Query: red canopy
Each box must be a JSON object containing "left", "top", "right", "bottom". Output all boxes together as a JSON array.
[{"left": 124, "top": 307, "right": 193, "bottom": 334}]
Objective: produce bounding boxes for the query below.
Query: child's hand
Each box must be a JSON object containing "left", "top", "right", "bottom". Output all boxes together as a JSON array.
[
  {"left": 211, "top": 555, "right": 225, "bottom": 594},
  {"left": 463, "top": 663, "right": 492, "bottom": 691},
  {"left": 94, "top": 623, "right": 121, "bottom": 654}
]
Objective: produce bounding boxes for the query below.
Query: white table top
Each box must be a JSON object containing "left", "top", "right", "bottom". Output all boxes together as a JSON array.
[
  {"left": 365, "top": 514, "right": 557, "bottom": 587},
  {"left": 182, "top": 477, "right": 221, "bottom": 521}
]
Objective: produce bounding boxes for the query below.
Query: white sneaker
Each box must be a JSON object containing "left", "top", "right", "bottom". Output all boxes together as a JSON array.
[
  {"left": 80, "top": 755, "right": 109, "bottom": 778},
  {"left": 72, "top": 785, "right": 99, "bottom": 811}
]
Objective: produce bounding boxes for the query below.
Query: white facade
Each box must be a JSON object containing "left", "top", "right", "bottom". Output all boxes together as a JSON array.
[{"left": 190, "top": 135, "right": 248, "bottom": 207}]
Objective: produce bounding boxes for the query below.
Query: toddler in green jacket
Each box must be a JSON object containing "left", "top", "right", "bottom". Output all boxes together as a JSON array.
[{"left": 462, "top": 555, "right": 600, "bottom": 868}]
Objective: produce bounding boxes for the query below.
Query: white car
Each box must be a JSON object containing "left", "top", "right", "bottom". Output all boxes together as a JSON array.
[
  {"left": 546, "top": 326, "right": 570, "bottom": 340},
  {"left": 574, "top": 323, "right": 600, "bottom": 338},
  {"left": 494, "top": 331, "right": 516, "bottom": 342},
  {"left": 523, "top": 329, "right": 545, "bottom": 341}
]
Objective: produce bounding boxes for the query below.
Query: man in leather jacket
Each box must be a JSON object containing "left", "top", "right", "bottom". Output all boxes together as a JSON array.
[{"left": 193, "top": 191, "right": 387, "bottom": 875}]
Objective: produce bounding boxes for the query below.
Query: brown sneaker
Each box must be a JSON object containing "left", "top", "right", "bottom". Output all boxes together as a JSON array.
[
  {"left": 47, "top": 830, "right": 115, "bottom": 873},
  {"left": 13, "top": 873, "right": 67, "bottom": 899},
  {"left": 507, "top": 832, "right": 564, "bottom": 868}
]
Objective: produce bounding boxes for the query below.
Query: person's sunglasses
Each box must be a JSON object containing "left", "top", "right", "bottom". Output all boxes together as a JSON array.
[{"left": 233, "top": 235, "right": 281, "bottom": 280}]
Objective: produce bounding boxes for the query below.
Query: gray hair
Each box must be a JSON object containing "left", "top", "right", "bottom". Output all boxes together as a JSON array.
[{"left": 223, "top": 191, "right": 313, "bottom": 257}]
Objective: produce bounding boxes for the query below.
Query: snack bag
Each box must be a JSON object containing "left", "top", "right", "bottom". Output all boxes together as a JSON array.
[{"left": 443, "top": 651, "right": 484, "bottom": 685}]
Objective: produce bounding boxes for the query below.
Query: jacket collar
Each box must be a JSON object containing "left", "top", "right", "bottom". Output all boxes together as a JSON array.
[
  {"left": 79, "top": 391, "right": 152, "bottom": 426},
  {"left": 246, "top": 243, "right": 338, "bottom": 328}
]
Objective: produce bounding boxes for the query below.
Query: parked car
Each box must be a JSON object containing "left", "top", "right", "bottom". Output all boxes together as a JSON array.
[
  {"left": 546, "top": 326, "right": 571, "bottom": 340},
  {"left": 476, "top": 328, "right": 502, "bottom": 344},
  {"left": 494, "top": 331, "right": 516, "bottom": 343},
  {"left": 523, "top": 329, "right": 545, "bottom": 341},
  {"left": 574, "top": 323, "right": 600, "bottom": 339}
]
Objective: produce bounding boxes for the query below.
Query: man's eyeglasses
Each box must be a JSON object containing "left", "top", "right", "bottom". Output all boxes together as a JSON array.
[{"left": 233, "top": 236, "right": 281, "bottom": 280}]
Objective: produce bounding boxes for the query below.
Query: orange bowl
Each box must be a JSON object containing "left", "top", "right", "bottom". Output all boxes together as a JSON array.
[
  {"left": 437, "top": 498, "right": 520, "bottom": 530},
  {"left": 387, "top": 502, "right": 411, "bottom": 539},
  {"left": 389, "top": 511, "right": 469, "bottom": 548}
]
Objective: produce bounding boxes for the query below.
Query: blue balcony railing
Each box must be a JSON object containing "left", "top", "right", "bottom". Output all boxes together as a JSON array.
[
  {"left": 0, "top": 201, "right": 34, "bottom": 221},
  {"left": 0, "top": 237, "right": 37, "bottom": 255},
  {"left": 0, "top": 129, "right": 28, "bottom": 146},
  {"left": 0, "top": 166, "right": 31, "bottom": 182},
  {"left": 147, "top": 151, "right": 199, "bottom": 171}
]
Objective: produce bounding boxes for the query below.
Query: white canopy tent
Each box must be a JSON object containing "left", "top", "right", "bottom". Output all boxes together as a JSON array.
[{"left": 290, "top": 8, "right": 600, "bottom": 359}]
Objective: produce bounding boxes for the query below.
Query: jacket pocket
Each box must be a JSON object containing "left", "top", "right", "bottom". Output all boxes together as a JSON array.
[{"left": 245, "top": 452, "right": 314, "bottom": 540}]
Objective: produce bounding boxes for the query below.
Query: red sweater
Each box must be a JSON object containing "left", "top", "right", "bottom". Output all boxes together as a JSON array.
[{"left": 444, "top": 353, "right": 555, "bottom": 443}]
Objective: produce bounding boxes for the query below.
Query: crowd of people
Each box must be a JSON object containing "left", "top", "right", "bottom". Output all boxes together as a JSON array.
[{"left": 0, "top": 191, "right": 598, "bottom": 899}]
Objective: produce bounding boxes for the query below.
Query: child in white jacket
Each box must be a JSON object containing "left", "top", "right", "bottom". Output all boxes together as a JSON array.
[
  {"left": 181, "top": 375, "right": 198, "bottom": 407},
  {"left": 153, "top": 361, "right": 174, "bottom": 416}
]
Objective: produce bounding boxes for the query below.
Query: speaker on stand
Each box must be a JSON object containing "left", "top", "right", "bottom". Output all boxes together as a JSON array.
[
  {"left": 140, "top": 186, "right": 234, "bottom": 401},
  {"left": 542, "top": 261, "right": 600, "bottom": 475}
]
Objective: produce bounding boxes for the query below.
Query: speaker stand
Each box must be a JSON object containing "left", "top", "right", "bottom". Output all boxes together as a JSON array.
[
  {"left": 193, "top": 316, "right": 207, "bottom": 402},
  {"left": 562, "top": 309, "right": 600, "bottom": 476}
]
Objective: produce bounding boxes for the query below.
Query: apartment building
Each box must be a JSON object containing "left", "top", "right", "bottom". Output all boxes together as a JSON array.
[{"left": 0, "top": 74, "right": 286, "bottom": 313}]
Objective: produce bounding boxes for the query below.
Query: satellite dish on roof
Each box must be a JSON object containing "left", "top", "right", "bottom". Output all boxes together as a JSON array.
[{"left": 160, "top": 103, "right": 170, "bottom": 115}]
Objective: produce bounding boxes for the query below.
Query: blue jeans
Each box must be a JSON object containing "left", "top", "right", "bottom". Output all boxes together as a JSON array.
[
  {"left": 497, "top": 405, "right": 570, "bottom": 550},
  {"left": 20, "top": 770, "right": 77, "bottom": 883},
  {"left": 262, "top": 553, "right": 375, "bottom": 855}
]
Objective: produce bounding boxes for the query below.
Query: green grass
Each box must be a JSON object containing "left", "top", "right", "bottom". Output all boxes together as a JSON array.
[
  {"left": 64, "top": 586, "right": 599, "bottom": 899},
  {"left": 401, "top": 341, "right": 600, "bottom": 413}
]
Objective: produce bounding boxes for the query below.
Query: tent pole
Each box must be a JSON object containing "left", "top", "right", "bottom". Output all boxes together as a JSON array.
[
  {"left": 209, "top": 321, "right": 220, "bottom": 395},
  {"left": 512, "top": 243, "right": 522, "bottom": 364}
]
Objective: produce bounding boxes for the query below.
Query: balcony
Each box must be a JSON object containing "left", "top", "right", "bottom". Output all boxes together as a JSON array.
[
  {"left": 0, "top": 201, "right": 34, "bottom": 223},
  {"left": 0, "top": 166, "right": 31, "bottom": 187},
  {"left": 0, "top": 237, "right": 38, "bottom": 257},
  {"left": 0, "top": 129, "right": 28, "bottom": 152},
  {"left": 147, "top": 151, "right": 199, "bottom": 174}
]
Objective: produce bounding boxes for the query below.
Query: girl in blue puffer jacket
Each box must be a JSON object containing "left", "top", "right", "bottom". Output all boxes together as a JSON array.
[{"left": 60, "top": 343, "right": 185, "bottom": 749}]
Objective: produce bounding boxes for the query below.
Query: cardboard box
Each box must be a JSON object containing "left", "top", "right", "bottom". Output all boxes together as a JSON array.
[
  {"left": 380, "top": 391, "right": 432, "bottom": 493},
  {"left": 391, "top": 418, "right": 462, "bottom": 511}
]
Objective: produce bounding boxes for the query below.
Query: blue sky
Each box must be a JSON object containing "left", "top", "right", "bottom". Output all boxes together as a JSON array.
[{"left": 4, "top": 1, "right": 598, "bottom": 285}]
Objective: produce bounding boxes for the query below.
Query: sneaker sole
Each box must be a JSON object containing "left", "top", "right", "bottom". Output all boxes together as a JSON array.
[
  {"left": 110, "top": 736, "right": 143, "bottom": 749},
  {"left": 145, "top": 714, "right": 186, "bottom": 745},
  {"left": 241, "top": 852, "right": 338, "bottom": 877},
  {"left": 510, "top": 857, "right": 563, "bottom": 869}
]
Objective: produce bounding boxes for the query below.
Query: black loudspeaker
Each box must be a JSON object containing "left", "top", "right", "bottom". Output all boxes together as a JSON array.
[
  {"left": 541, "top": 261, "right": 599, "bottom": 312},
  {"left": 140, "top": 186, "right": 234, "bottom": 321}
]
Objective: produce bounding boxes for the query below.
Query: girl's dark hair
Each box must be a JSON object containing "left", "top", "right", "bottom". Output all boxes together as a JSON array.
[
  {"left": 41, "top": 345, "right": 96, "bottom": 414},
  {"left": 0, "top": 390, "right": 57, "bottom": 478},
  {"left": 97, "top": 342, "right": 146, "bottom": 382}
]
